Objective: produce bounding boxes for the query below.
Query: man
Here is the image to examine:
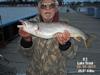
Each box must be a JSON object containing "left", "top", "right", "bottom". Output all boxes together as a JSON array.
[{"left": 18, "top": 0, "right": 77, "bottom": 75}]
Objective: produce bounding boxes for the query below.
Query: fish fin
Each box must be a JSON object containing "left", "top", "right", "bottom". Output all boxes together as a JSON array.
[
  {"left": 53, "top": 34, "right": 57, "bottom": 38},
  {"left": 84, "top": 33, "right": 96, "bottom": 48},
  {"left": 74, "top": 37, "right": 82, "bottom": 42}
]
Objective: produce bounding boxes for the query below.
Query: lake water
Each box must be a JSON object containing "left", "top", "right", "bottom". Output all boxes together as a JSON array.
[{"left": 0, "top": 7, "right": 38, "bottom": 27}]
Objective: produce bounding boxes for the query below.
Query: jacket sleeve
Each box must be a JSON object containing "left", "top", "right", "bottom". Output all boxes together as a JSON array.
[
  {"left": 18, "top": 15, "right": 39, "bottom": 58},
  {"left": 21, "top": 38, "right": 33, "bottom": 48},
  {"left": 60, "top": 39, "right": 78, "bottom": 59},
  {"left": 59, "top": 40, "right": 71, "bottom": 51},
  {"left": 18, "top": 37, "right": 35, "bottom": 59}
]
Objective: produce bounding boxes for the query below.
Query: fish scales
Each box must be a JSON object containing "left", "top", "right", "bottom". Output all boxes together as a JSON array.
[{"left": 18, "top": 20, "right": 94, "bottom": 48}]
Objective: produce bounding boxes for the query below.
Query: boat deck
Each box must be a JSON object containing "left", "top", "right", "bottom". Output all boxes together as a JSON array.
[{"left": 0, "top": 7, "right": 100, "bottom": 75}]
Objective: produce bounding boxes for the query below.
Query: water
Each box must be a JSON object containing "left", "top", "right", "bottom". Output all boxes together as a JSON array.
[
  {"left": 0, "top": 7, "right": 38, "bottom": 27},
  {"left": 77, "top": 6, "right": 100, "bottom": 18}
]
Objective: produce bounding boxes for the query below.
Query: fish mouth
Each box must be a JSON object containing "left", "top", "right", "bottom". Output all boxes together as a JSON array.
[{"left": 19, "top": 20, "right": 26, "bottom": 26}]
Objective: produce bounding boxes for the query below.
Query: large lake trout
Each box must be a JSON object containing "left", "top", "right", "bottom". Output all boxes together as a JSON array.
[{"left": 18, "top": 20, "right": 94, "bottom": 48}]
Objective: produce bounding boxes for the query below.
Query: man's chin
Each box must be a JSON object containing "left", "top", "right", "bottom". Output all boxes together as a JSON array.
[{"left": 45, "top": 17, "right": 52, "bottom": 20}]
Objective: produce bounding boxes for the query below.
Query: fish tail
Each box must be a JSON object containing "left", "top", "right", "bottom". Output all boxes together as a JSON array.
[{"left": 84, "top": 33, "right": 96, "bottom": 48}]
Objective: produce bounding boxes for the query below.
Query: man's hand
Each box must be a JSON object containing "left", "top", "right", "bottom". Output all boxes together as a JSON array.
[
  {"left": 55, "top": 30, "right": 70, "bottom": 45},
  {"left": 18, "top": 26, "right": 32, "bottom": 42}
]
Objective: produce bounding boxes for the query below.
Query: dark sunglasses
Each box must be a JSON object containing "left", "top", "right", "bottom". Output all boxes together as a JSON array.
[{"left": 40, "top": 3, "right": 56, "bottom": 9}]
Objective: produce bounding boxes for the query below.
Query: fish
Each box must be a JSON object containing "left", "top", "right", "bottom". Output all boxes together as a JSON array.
[{"left": 17, "top": 20, "right": 94, "bottom": 48}]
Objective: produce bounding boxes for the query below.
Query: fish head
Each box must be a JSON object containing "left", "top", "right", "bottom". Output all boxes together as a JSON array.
[{"left": 20, "top": 20, "right": 38, "bottom": 31}]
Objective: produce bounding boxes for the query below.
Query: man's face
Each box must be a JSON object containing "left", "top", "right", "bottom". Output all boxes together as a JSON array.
[{"left": 39, "top": 0, "right": 57, "bottom": 21}]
